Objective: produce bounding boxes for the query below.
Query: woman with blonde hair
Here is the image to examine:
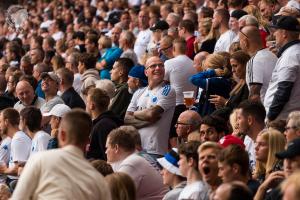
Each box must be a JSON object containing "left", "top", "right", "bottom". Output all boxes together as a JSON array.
[
  {"left": 243, "top": 5, "right": 268, "bottom": 28},
  {"left": 253, "top": 129, "right": 286, "bottom": 183},
  {"left": 194, "top": 18, "right": 218, "bottom": 53},
  {"left": 105, "top": 172, "right": 136, "bottom": 200},
  {"left": 189, "top": 53, "right": 232, "bottom": 116}
]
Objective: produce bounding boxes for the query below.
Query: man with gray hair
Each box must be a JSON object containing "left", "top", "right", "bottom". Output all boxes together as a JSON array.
[
  {"left": 33, "top": 62, "right": 49, "bottom": 99},
  {"left": 65, "top": 52, "right": 81, "bottom": 94},
  {"left": 119, "top": 30, "right": 138, "bottom": 65},
  {"left": 285, "top": 111, "right": 300, "bottom": 142},
  {"left": 166, "top": 13, "right": 181, "bottom": 28}
]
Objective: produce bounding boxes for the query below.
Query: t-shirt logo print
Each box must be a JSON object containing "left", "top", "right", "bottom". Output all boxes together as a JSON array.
[{"left": 152, "top": 96, "right": 158, "bottom": 103}]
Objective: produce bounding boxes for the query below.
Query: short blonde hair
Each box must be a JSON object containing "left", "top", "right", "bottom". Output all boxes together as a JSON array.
[{"left": 198, "top": 141, "right": 222, "bottom": 154}]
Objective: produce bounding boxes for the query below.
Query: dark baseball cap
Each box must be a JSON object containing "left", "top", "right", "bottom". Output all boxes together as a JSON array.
[
  {"left": 150, "top": 20, "right": 169, "bottom": 31},
  {"left": 276, "top": 138, "right": 300, "bottom": 159},
  {"left": 231, "top": 9, "right": 248, "bottom": 20},
  {"left": 269, "top": 16, "right": 300, "bottom": 32}
]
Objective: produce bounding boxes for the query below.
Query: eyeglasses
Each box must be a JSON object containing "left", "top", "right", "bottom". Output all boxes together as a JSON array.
[
  {"left": 146, "top": 63, "right": 164, "bottom": 70},
  {"left": 175, "top": 122, "right": 192, "bottom": 127},
  {"left": 239, "top": 29, "right": 248, "bottom": 39},
  {"left": 159, "top": 45, "right": 172, "bottom": 54},
  {"left": 285, "top": 126, "right": 298, "bottom": 131}
]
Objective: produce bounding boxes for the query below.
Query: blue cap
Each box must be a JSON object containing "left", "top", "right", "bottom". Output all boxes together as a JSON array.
[{"left": 128, "top": 65, "right": 148, "bottom": 87}]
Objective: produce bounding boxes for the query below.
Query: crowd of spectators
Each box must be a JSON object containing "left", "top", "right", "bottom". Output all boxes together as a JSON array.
[{"left": 0, "top": 0, "right": 300, "bottom": 199}]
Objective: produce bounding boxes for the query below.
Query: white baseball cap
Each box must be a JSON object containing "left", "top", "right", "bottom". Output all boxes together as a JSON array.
[{"left": 43, "top": 104, "right": 71, "bottom": 117}]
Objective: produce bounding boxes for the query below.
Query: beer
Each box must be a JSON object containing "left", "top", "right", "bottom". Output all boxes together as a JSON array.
[
  {"left": 183, "top": 91, "right": 195, "bottom": 109},
  {"left": 184, "top": 97, "right": 195, "bottom": 108}
]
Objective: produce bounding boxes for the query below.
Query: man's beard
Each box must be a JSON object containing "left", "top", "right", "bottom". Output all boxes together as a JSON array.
[{"left": 128, "top": 87, "right": 136, "bottom": 94}]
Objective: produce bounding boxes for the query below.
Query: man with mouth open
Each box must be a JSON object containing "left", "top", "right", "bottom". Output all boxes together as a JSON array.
[{"left": 198, "top": 141, "right": 222, "bottom": 193}]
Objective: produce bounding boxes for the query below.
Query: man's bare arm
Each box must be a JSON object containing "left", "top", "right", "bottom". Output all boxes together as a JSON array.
[
  {"left": 249, "top": 84, "right": 262, "bottom": 102},
  {"left": 133, "top": 105, "right": 164, "bottom": 123},
  {"left": 124, "top": 112, "right": 151, "bottom": 128}
]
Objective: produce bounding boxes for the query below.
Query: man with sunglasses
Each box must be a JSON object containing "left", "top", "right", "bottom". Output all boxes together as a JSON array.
[{"left": 125, "top": 56, "right": 176, "bottom": 158}]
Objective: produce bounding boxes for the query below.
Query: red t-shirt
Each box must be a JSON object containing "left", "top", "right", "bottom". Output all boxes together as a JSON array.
[{"left": 186, "top": 36, "right": 196, "bottom": 60}]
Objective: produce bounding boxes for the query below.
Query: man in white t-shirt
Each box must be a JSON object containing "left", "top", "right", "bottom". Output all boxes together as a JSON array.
[
  {"left": 19, "top": 107, "right": 51, "bottom": 155},
  {"left": 240, "top": 26, "right": 277, "bottom": 103},
  {"left": 49, "top": 19, "right": 64, "bottom": 41},
  {"left": 40, "top": 72, "right": 65, "bottom": 114},
  {"left": 106, "top": 126, "right": 167, "bottom": 200},
  {"left": 264, "top": 16, "right": 300, "bottom": 121},
  {"left": 213, "top": 9, "right": 236, "bottom": 52},
  {"left": 237, "top": 101, "right": 266, "bottom": 171},
  {"left": 0, "top": 108, "right": 31, "bottom": 181},
  {"left": 0, "top": 131, "right": 11, "bottom": 183},
  {"left": 125, "top": 56, "right": 176, "bottom": 156},
  {"left": 66, "top": 52, "right": 82, "bottom": 94},
  {"left": 134, "top": 10, "right": 152, "bottom": 64},
  {"left": 164, "top": 38, "right": 197, "bottom": 142}
]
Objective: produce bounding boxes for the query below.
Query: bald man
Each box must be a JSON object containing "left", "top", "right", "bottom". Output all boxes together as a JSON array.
[
  {"left": 193, "top": 51, "right": 209, "bottom": 72},
  {"left": 239, "top": 26, "right": 277, "bottom": 103},
  {"left": 213, "top": 182, "right": 252, "bottom": 200},
  {"left": 14, "top": 80, "right": 45, "bottom": 112},
  {"left": 175, "top": 110, "right": 202, "bottom": 145}
]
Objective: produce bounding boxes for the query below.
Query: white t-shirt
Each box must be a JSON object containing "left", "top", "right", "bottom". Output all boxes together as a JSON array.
[
  {"left": 178, "top": 181, "right": 209, "bottom": 200},
  {"left": 164, "top": 55, "right": 197, "bottom": 105},
  {"left": 9, "top": 131, "right": 32, "bottom": 179},
  {"left": 264, "top": 43, "right": 300, "bottom": 120},
  {"left": 246, "top": 48, "right": 277, "bottom": 102},
  {"left": 244, "top": 135, "right": 256, "bottom": 172},
  {"left": 0, "top": 137, "right": 12, "bottom": 183},
  {"left": 52, "top": 31, "right": 64, "bottom": 41},
  {"left": 287, "top": 0, "right": 300, "bottom": 9},
  {"left": 134, "top": 29, "right": 152, "bottom": 63},
  {"left": 30, "top": 131, "right": 51, "bottom": 155},
  {"left": 214, "top": 30, "right": 236, "bottom": 52},
  {"left": 127, "top": 83, "right": 176, "bottom": 155}
]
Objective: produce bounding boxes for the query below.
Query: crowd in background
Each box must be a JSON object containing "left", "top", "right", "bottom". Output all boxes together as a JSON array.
[{"left": 0, "top": 0, "right": 300, "bottom": 199}]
